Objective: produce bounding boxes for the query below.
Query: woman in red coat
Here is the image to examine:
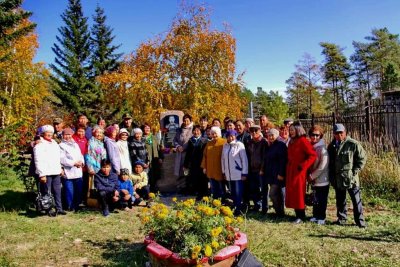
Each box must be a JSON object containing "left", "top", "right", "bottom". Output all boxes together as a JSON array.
[{"left": 286, "top": 122, "right": 317, "bottom": 223}]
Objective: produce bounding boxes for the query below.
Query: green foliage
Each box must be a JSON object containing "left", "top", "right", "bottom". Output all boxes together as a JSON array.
[
  {"left": 90, "top": 4, "right": 122, "bottom": 77},
  {"left": 0, "top": 122, "right": 35, "bottom": 192},
  {"left": 286, "top": 54, "right": 327, "bottom": 117},
  {"left": 0, "top": 0, "right": 36, "bottom": 60},
  {"left": 351, "top": 27, "right": 400, "bottom": 99},
  {"left": 360, "top": 143, "right": 400, "bottom": 201},
  {"left": 239, "top": 87, "right": 254, "bottom": 116},
  {"left": 139, "top": 197, "right": 242, "bottom": 261},
  {"left": 254, "top": 88, "right": 289, "bottom": 124},
  {"left": 50, "top": 0, "right": 95, "bottom": 114},
  {"left": 381, "top": 63, "right": 400, "bottom": 92},
  {"left": 89, "top": 4, "right": 122, "bottom": 118},
  {"left": 320, "top": 42, "right": 351, "bottom": 111}
]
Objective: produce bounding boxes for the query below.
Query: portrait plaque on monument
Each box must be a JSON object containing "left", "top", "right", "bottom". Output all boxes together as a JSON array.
[{"left": 160, "top": 110, "right": 184, "bottom": 149}]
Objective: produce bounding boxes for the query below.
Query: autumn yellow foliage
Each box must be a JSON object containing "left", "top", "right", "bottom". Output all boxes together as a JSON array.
[
  {"left": 99, "top": 4, "right": 246, "bottom": 126},
  {"left": 0, "top": 19, "right": 50, "bottom": 128}
]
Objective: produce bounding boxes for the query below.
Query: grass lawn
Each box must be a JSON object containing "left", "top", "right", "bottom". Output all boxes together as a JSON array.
[{"left": 0, "top": 173, "right": 399, "bottom": 267}]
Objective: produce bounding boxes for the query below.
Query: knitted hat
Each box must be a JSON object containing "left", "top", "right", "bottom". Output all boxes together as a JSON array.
[
  {"left": 210, "top": 126, "right": 221, "bottom": 137},
  {"left": 267, "top": 128, "right": 280, "bottom": 138},
  {"left": 119, "top": 128, "right": 129, "bottom": 135},
  {"left": 62, "top": 128, "right": 74, "bottom": 135},
  {"left": 134, "top": 160, "right": 145, "bottom": 167},
  {"left": 105, "top": 126, "right": 116, "bottom": 137},
  {"left": 42, "top": 125, "right": 54, "bottom": 134},
  {"left": 245, "top": 118, "right": 254, "bottom": 124},
  {"left": 225, "top": 129, "right": 238, "bottom": 137}
]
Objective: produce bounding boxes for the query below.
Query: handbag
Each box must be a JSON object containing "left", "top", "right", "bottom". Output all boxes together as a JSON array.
[
  {"left": 35, "top": 183, "right": 55, "bottom": 212},
  {"left": 86, "top": 174, "right": 100, "bottom": 208},
  {"left": 305, "top": 182, "right": 316, "bottom": 206},
  {"left": 234, "top": 249, "right": 263, "bottom": 267}
]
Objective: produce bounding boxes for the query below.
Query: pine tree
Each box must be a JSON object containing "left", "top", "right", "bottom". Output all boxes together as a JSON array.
[
  {"left": 0, "top": 0, "right": 36, "bottom": 61},
  {"left": 91, "top": 4, "right": 122, "bottom": 77},
  {"left": 320, "top": 42, "right": 351, "bottom": 112},
  {"left": 90, "top": 4, "right": 122, "bottom": 117},
  {"left": 50, "top": 0, "right": 94, "bottom": 114}
]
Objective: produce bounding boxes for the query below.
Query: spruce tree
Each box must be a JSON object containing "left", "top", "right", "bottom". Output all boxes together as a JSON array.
[
  {"left": 50, "top": 0, "right": 95, "bottom": 114},
  {"left": 0, "top": 0, "right": 36, "bottom": 60},
  {"left": 91, "top": 4, "right": 122, "bottom": 77},
  {"left": 90, "top": 4, "right": 122, "bottom": 116}
]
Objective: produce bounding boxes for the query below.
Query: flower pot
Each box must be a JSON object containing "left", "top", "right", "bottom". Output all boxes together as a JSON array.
[{"left": 145, "top": 232, "right": 247, "bottom": 267}]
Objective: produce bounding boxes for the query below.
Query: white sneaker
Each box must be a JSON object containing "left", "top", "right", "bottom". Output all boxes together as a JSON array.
[
  {"left": 293, "top": 218, "right": 303, "bottom": 224},
  {"left": 309, "top": 217, "right": 317, "bottom": 223},
  {"left": 317, "top": 220, "right": 325, "bottom": 225}
]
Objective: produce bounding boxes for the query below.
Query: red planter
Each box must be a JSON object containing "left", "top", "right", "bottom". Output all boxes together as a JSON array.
[{"left": 145, "top": 232, "right": 248, "bottom": 267}]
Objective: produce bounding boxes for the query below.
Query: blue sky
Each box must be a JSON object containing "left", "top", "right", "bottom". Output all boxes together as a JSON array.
[{"left": 22, "top": 0, "right": 400, "bottom": 94}]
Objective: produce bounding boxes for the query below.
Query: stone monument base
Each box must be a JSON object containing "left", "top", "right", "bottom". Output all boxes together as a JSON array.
[{"left": 157, "top": 153, "right": 177, "bottom": 193}]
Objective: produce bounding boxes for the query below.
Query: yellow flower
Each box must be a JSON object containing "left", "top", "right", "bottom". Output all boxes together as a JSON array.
[
  {"left": 211, "top": 240, "right": 219, "bottom": 249},
  {"left": 141, "top": 216, "right": 150, "bottom": 223},
  {"left": 220, "top": 206, "right": 233, "bottom": 217},
  {"left": 236, "top": 216, "right": 244, "bottom": 223},
  {"left": 212, "top": 199, "right": 221, "bottom": 207},
  {"left": 211, "top": 226, "right": 223, "bottom": 237},
  {"left": 204, "top": 245, "right": 212, "bottom": 257},
  {"left": 142, "top": 207, "right": 149, "bottom": 213},
  {"left": 149, "top": 192, "right": 156, "bottom": 199},
  {"left": 157, "top": 211, "right": 168, "bottom": 219},
  {"left": 202, "top": 196, "right": 210, "bottom": 202},
  {"left": 172, "top": 197, "right": 177, "bottom": 202},
  {"left": 191, "top": 252, "right": 198, "bottom": 259},
  {"left": 224, "top": 216, "right": 233, "bottom": 225},
  {"left": 183, "top": 199, "right": 195, "bottom": 208},
  {"left": 176, "top": 210, "right": 184, "bottom": 219},
  {"left": 193, "top": 245, "right": 201, "bottom": 253}
]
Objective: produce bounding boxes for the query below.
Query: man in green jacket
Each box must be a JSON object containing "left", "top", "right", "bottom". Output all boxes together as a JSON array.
[{"left": 328, "top": 124, "right": 367, "bottom": 228}]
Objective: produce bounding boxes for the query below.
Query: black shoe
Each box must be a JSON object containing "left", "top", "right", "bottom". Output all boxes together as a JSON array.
[
  {"left": 334, "top": 219, "right": 347, "bottom": 225},
  {"left": 48, "top": 210, "right": 57, "bottom": 217},
  {"left": 261, "top": 209, "right": 268, "bottom": 216},
  {"left": 357, "top": 223, "right": 367, "bottom": 228},
  {"left": 255, "top": 205, "right": 261, "bottom": 211},
  {"left": 134, "top": 198, "right": 143, "bottom": 206},
  {"left": 56, "top": 210, "right": 67, "bottom": 215}
]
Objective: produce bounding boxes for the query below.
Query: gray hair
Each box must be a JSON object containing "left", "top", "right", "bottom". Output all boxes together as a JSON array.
[{"left": 289, "top": 123, "right": 306, "bottom": 138}]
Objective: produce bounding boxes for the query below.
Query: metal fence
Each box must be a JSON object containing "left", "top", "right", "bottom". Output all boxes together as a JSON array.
[{"left": 299, "top": 100, "right": 400, "bottom": 157}]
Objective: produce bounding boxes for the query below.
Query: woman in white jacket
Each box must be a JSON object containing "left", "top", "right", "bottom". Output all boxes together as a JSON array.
[
  {"left": 221, "top": 130, "right": 248, "bottom": 216},
  {"left": 60, "top": 128, "right": 84, "bottom": 211},
  {"left": 34, "top": 125, "right": 64, "bottom": 216},
  {"left": 308, "top": 125, "right": 329, "bottom": 225},
  {"left": 117, "top": 128, "right": 132, "bottom": 174}
]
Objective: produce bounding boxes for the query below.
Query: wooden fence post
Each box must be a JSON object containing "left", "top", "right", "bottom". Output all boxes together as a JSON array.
[{"left": 332, "top": 112, "right": 336, "bottom": 125}]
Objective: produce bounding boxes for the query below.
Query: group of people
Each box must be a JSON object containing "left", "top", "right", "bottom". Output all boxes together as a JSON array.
[
  {"left": 173, "top": 115, "right": 367, "bottom": 228},
  {"left": 29, "top": 112, "right": 367, "bottom": 228},
  {"left": 29, "top": 113, "right": 162, "bottom": 217}
]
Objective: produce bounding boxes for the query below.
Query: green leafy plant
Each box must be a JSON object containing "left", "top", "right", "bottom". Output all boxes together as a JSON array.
[{"left": 139, "top": 194, "right": 244, "bottom": 262}]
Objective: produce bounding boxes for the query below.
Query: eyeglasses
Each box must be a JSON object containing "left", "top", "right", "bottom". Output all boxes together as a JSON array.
[{"left": 309, "top": 133, "right": 320, "bottom": 137}]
